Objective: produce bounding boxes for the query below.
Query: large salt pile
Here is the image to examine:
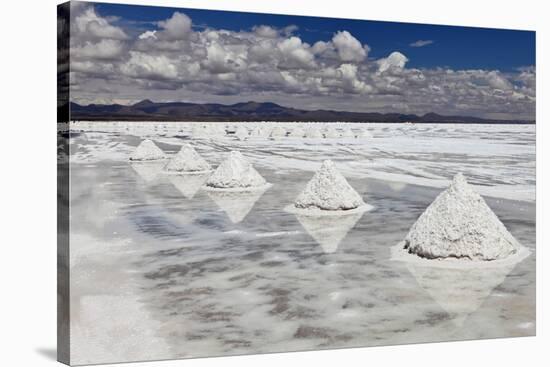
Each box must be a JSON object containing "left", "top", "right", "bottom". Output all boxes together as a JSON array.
[
  {"left": 289, "top": 160, "right": 369, "bottom": 213},
  {"left": 129, "top": 139, "right": 166, "bottom": 161},
  {"left": 270, "top": 126, "right": 287, "bottom": 139},
  {"left": 399, "top": 173, "right": 523, "bottom": 262},
  {"left": 204, "top": 151, "right": 270, "bottom": 191},
  {"left": 163, "top": 143, "right": 211, "bottom": 174}
]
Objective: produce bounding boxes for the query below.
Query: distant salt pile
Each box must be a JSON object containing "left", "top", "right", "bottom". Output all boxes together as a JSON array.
[
  {"left": 324, "top": 127, "right": 340, "bottom": 139},
  {"left": 163, "top": 144, "right": 211, "bottom": 174},
  {"left": 235, "top": 126, "right": 249, "bottom": 140},
  {"left": 249, "top": 126, "right": 263, "bottom": 138},
  {"left": 341, "top": 127, "right": 355, "bottom": 138},
  {"left": 289, "top": 127, "right": 305, "bottom": 138},
  {"left": 356, "top": 129, "right": 372, "bottom": 138},
  {"left": 270, "top": 126, "right": 287, "bottom": 139},
  {"left": 401, "top": 173, "right": 522, "bottom": 261},
  {"left": 204, "top": 151, "right": 270, "bottom": 191},
  {"left": 289, "top": 160, "right": 369, "bottom": 213},
  {"left": 305, "top": 126, "right": 323, "bottom": 139},
  {"left": 129, "top": 139, "right": 166, "bottom": 161},
  {"left": 210, "top": 124, "right": 225, "bottom": 136}
]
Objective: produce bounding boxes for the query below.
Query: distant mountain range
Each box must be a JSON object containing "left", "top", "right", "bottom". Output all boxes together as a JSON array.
[{"left": 65, "top": 100, "right": 534, "bottom": 124}]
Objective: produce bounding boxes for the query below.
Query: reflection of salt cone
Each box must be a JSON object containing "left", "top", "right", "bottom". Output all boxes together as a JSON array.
[
  {"left": 206, "top": 187, "right": 269, "bottom": 223},
  {"left": 294, "top": 211, "right": 365, "bottom": 253},
  {"left": 131, "top": 161, "right": 165, "bottom": 183},
  {"left": 168, "top": 173, "right": 210, "bottom": 199},
  {"left": 405, "top": 262, "right": 517, "bottom": 327}
]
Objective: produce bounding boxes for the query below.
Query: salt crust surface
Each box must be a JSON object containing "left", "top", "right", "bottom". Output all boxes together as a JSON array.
[
  {"left": 163, "top": 143, "right": 211, "bottom": 174},
  {"left": 397, "top": 173, "right": 526, "bottom": 263},
  {"left": 292, "top": 160, "right": 367, "bottom": 212},
  {"left": 129, "top": 139, "right": 166, "bottom": 161},
  {"left": 204, "top": 151, "right": 270, "bottom": 191}
]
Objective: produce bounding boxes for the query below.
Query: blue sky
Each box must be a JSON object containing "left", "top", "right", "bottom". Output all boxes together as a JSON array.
[
  {"left": 68, "top": 1, "right": 536, "bottom": 119},
  {"left": 95, "top": 2, "right": 535, "bottom": 71}
]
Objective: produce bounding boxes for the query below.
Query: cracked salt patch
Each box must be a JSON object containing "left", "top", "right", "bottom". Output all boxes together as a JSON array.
[
  {"left": 129, "top": 139, "right": 166, "bottom": 161},
  {"left": 204, "top": 151, "right": 272, "bottom": 192},
  {"left": 392, "top": 173, "right": 530, "bottom": 267},
  {"left": 163, "top": 143, "right": 212, "bottom": 174}
]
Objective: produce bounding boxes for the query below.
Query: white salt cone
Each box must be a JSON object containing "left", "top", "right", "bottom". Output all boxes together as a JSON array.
[
  {"left": 293, "top": 160, "right": 366, "bottom": 211},
  {"left": 403, "top": 173, "right": 521, "bottom": 261},
  {"left": 205, "top": 151, "right": 268, "bottom": 190},
  {"left": 164, "top": 144, "right": 211, "bottom": 173},
  {"left": 130, "top": 139, "right": 165, "bottom": 161}
]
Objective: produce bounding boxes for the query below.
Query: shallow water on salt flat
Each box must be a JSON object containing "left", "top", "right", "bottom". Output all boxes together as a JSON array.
[{"left": 64, "top": 126, "right": 536, "bottom": 365}]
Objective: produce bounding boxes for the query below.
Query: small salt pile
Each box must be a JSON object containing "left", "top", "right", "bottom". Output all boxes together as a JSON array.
[
  {"left": 129, "top": 139, "right": 166, "bottom": 161},
  {"left": 289, "top": 126, "right": 305, "bottom": 138},
  {"left": 270, "top": 126, "right": 287, "bottom": 139},
  {"left": 192, "top": 124, "right": 210, "bottom": 138},
  {"left": 235, "top": 126, "right": 249, "bottom": 140},
  {"left": 324, "top": 127, "right": 339, "bottom": 139},
  {"left": 356, "top": 129, "right": 372, "bottom": 138},
  {"left": 305, "top": 126, "right": 323, "bottom": 139},
  {"left": 402, "top": 173, "right": 521, "bottom": 261},
  {"left": 163, "top": 143, "right": 211, "bottom": 174},
  {"left": 204, "top": 151, "right": 269, "bottom": 190},
  {"left": 340, "top": 127, "right": 354, "bottom": 138},
  {"left": 292, "top": 160, "right": 366, "bottom": 212},
  {"left": 249, "top": 126, "right": 263, "bottom": 138}
]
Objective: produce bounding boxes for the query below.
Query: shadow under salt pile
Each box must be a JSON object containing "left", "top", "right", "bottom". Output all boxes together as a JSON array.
[
  {"left": 286, "top": 160, "right": 373, "bottom": 253},
  {"left": 203, "top": 151, "right": 271, "bottom": 223}
]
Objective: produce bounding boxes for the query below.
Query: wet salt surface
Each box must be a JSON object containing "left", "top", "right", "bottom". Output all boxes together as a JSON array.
[{"left": 66, "top": 127, "right": 535, "bottom": 365}]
